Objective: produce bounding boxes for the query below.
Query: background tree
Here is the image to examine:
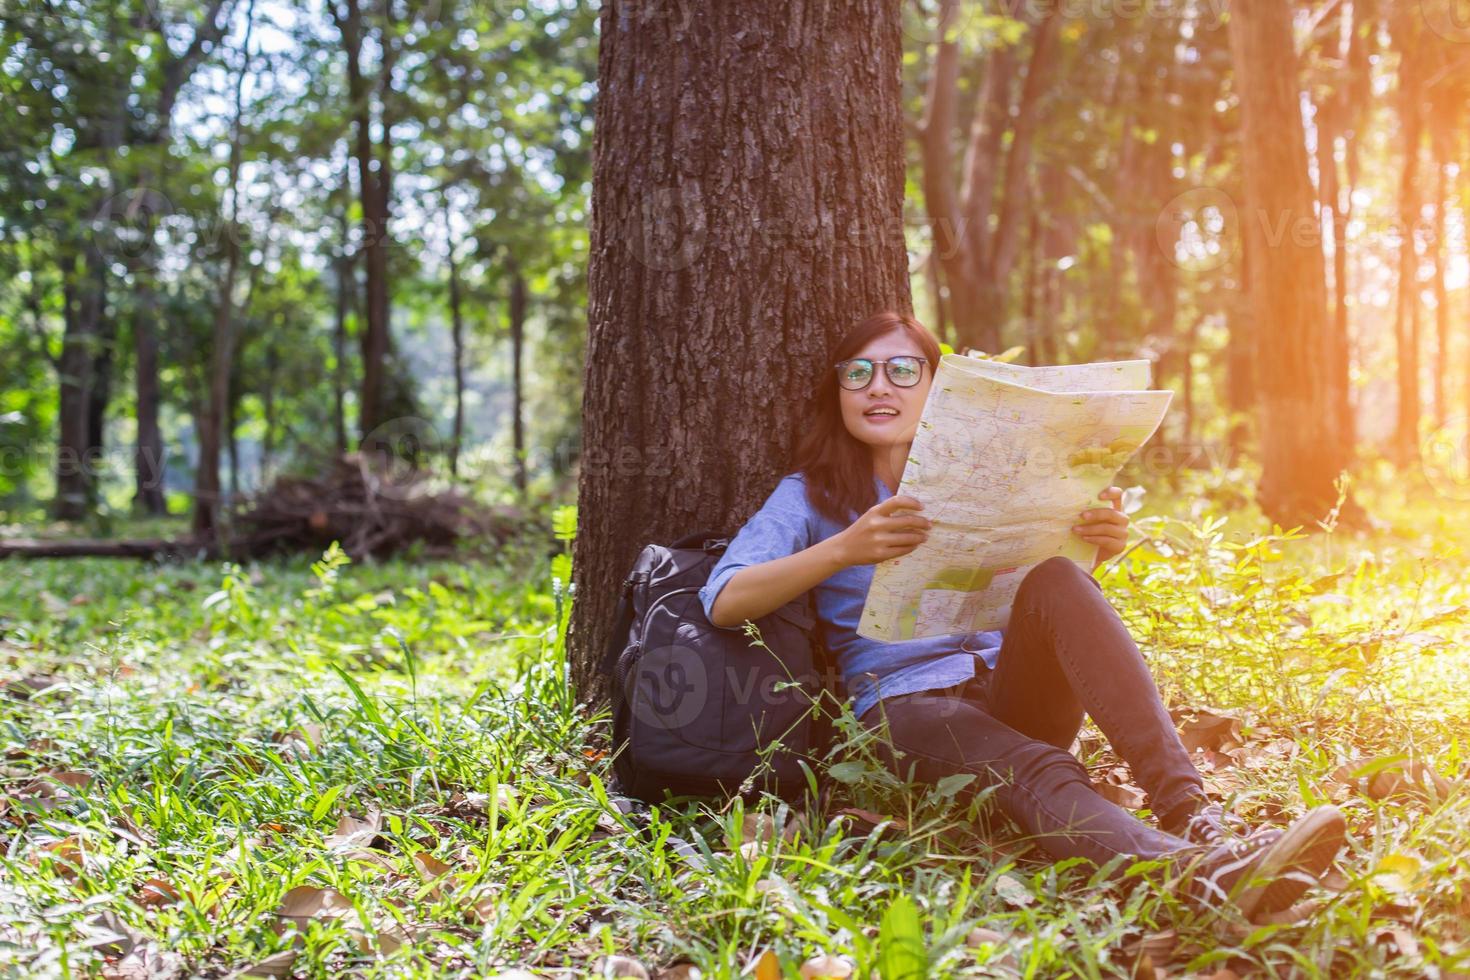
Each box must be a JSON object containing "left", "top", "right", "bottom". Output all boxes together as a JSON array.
[{"left": 1228, "top": 0, "right": 1352, "bottom": 523}]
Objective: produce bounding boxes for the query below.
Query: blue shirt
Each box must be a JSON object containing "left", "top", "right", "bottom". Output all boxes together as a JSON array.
[{"left": 697, "top": 471, "right": 1003, "bottom": 721}]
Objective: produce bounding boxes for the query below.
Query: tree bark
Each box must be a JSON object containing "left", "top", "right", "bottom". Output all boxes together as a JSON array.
[
  {"left": 53, "top": 244, "right": 106, "bottom": 521},
  {"left": 333, "top": 195, "right": 354, "bottom": 457},
  {"left": 1430, "top": 144, "right": 1452, "bottom": 427},
  {"left": 570, "top": 0, "right": 911, "bottom": 705},
  {"left": 508, "top": 259, "right": 528, "bottom": 496},
  {"left": 336, "top": 0, "right": 397, "bottom": 441},
  {"left": 446, "top": 218, "right": 467, "bottom": 480},
  {"left": 133, "top": 291, "right": 167, "bottom": 514},
  {"left": 1392, "top": 9, "right": 1423, "bottom": 465},
  {"left": 192, "top": 5, "right": 253, "bottom": 536},
  {"left": 1228, "top": 0, "right": 1351, "bottom": 524}
]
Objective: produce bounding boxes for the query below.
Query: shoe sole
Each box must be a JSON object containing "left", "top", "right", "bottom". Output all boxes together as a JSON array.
[{"left": 1231, "top": 806, "right": 1347, "bottom": 921}]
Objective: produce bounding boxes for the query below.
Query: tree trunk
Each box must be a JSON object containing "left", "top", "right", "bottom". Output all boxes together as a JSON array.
[
  {"left": 338, "top": 0, "right": 396, "bottom": 441},
  {"left": 193, "top": 7, "right": 253, "bottom": 536},
  {"left": 333, "top": 205, "right": 353, "bottom": 456},
  {"left": 86, "top": 310, "right": 117, "bottom": 478},
  {"left": 508, "top": 260, "right": 528, "bottom": 496},
  {"left": 1431, "top": 152, "right": 1451, "bottom": 427},
  {"left": 1228, "top": 0, "right": 1351, "bottom": 524},
  {"left": 917, "top": 1, "right": 1062, "bottom": 354},
  {"left": 1392, "top": 14, "right": 1423, "bottom": 466},
  {"left": 53, "top": 245, "right": 106, "bottom": 521},
  {"left": 570, "top": 0, "right": 910, "bottom": 705},
  {"left": 1315, "top": 105, "right": 1355, "bottom": 455},
  {"left": 133, "top": 296, "right": 168, "bottom": 514},
  {"left": 445, "top": 217, "right": 467, "bottom": 480}
]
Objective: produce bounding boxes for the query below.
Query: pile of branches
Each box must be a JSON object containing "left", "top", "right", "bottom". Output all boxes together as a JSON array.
[{"left": 232, "top": 454, "right": 524, "bottom": 559}]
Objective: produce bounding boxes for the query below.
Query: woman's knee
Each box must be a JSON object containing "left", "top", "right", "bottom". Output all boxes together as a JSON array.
[{"left": 1015, "top": 556, "right": 1101, "bottom": 609}]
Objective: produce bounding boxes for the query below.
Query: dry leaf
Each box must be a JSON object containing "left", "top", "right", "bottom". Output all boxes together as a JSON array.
[
  {"left": 271, "top": 725, "right": 324, "bottom": 760},
  {"left": 1173, "top": 708, "right": 1243, "bottom": 754},
  {"left": 656, "top": 965, "right": 703, "bottom": 980},
  {"left": 993, "top": 874, "right": 1035, "bottom": 908},
  {"left": 277, "top": 885, "right": 353, "bottom": 927},
  {"left": 599, "top": 955, "right": 652, "bottom": 979},
  {"left": 135, "top": 877, "right": 181, "bottom": 909},
  {"left": 1094, "top": 781, "right": 1147, "bottom": 809},
  {"left": 1257, "top": 901, "right": 1320, "bottom": 925},
  {"left": 327, "top": 808, "right": 384, "bottom": 850},
  {"left": 35, "top": 835, "right": 84, "bottom": 878},
  {"left": 83, "top": 911, "right": 139, "bottom": 957},
  {"left": 1377, "top": 926, "right": 1422, "bottom": 960},
  {"left": 799, "top": 954, "right": 853, "bottom": 979},
  {"left": 239, "top": 949, "right": 298, "bottom": 977},
  {"left": 101, "top": 944, "right": 186, "bottom": 980},
  {"left": 1373, "top": 852, "right": 1427, "bottom": 894},
  {"left": 0, "top": 673, "right": 62, "bottom": 700},
  {"left": 1120, "top": 929, "right": 1176, "bottom": 979},
  {"left": 1332, "top": 758, "right": 1454, "bottom": 802},
  {"left": 745, "top": 949, "right": 782, "bottom": 980}
]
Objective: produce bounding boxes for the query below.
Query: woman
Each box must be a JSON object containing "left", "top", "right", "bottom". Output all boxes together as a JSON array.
[{"left": 697, "top": 311, "right": 1346, "bottom": 920}]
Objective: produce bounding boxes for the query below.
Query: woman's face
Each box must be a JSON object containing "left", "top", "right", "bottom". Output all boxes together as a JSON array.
[{"left": 837, "top": 329, "right": 934, "bottom": 452}]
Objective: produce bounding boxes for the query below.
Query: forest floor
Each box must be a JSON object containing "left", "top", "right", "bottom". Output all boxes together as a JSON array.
[{"left": 1, "top": 469, "right": 1468, "bottom": 978}]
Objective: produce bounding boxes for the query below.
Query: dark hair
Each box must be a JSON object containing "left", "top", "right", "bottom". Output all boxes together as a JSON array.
[{"left": 790, "top": 311, "right": 943, "bottom": 526}]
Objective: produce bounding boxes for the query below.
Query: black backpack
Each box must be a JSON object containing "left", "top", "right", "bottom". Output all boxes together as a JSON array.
[{"left": 603, "top": 531, "right": 836, "bottom": 802}]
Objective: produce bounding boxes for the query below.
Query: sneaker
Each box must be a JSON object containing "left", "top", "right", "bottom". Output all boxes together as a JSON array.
[
  {"left": 1186, "top": 805, "right": 1347, "bottom": 921},
  {"left": 1178, "top": 802, "right": 1251, "bottom": 848}
]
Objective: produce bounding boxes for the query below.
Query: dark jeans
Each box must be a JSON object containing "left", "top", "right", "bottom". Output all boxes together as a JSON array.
[{"left": 859, "top": 556, "right": 1205, "bottom": 866}]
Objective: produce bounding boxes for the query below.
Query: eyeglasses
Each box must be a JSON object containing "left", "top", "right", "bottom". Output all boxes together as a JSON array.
[{"left": 833, "top": 356, "right": 927, "bottom": 391}]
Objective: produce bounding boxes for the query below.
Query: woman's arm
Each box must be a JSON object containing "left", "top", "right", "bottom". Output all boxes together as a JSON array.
[
  {"left": 709, "top": 494, "right": 931, "bottom": 627},
  {"left": 708, "top": 535, "right": 850, "bottom": 628}
]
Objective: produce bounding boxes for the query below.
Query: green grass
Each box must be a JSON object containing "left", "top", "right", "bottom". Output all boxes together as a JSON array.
[{"left": 1, "top": 473, "right": 1468, "bottom": 978}]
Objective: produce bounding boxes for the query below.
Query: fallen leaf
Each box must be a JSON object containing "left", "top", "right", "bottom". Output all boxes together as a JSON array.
[
  {"left": 798, "top": 954, "right": 853, "bottom": 979},
  {"left": 599, "top": 955, "right": 651, "bottom": 979},
  {"left": 966, "top": 927, "right": 1007, "bottom": 947},
  {"left": 1332, "top": 758, "right": 1454, "bottom": 802},
  {"left": 745, "top": 949, "right": 781, "bottom": 980},
  {"left": 993, "top": 873, "right": 1035, "bottom": 908},
  {"left": 327, "top": 808, "right": 384, "bottom": 850},
  {"left": 100, "top": 944, "right": 186, "bottom": 980},
  {"left": 34, "top": 836, "right": 84, "bottom": 878},
  {"left": 1094, "top": 781, "right": 1147, "bottom": 809},
  {"left": 277, "top": 885, "right": 353, "bottom": 926},
  {"left": 0, "top": 673, "right": 62, "bottom": 700},
  {"left": 239, "top": 949, "right": 298, "bottom": 978},
  {"left": 135, "top": 877, "right": 181, "bottom": 909},
  {"left": 1172, "top": 708, "right": 1243, "bottom": 754},
  {"left": 82, "top": 911, "right": 138, "bottom": 957},
  {"left": 271, "top": 725, "right": 324, "bottom": 760},
  {"left": 1377, "top": 926, "right": 1421, "bottom": 960},
  {"left": 1373, "top": 852, "right": 1427, "bottom": 894},
  {"left": 656, "top": 965, "right": 703, "bottom": 980},
  {"left": 1120, "top": 929, "right": 1177, "bottom": 979}
]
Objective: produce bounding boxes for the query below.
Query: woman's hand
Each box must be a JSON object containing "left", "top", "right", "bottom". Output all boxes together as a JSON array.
[
  {"left": 1073, "top": 486, "right": 1130, "bottom": 567},
  {"left": 832, "top": 494, "right": 932, "bottom": 567}
]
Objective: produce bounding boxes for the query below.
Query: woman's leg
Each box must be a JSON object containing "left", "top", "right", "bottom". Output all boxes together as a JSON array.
[
  {"left": 984, "top": 556, "right": 1206, "bottom": 827},
  {"left": 861, "top": 689, "right": 1191, "bottom": 866}
]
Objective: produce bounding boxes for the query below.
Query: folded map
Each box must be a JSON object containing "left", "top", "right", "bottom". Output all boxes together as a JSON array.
[{"left": 856, "top": 354, "right": 1173, "bottom": 641}]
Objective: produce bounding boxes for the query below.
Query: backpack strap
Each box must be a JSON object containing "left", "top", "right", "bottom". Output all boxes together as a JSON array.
[
  {"left": 601, "top": 574, "right": 640, "bottom": 679},
  {"left": 668, "top": 529, "right": 728, "bottom": 552}
]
